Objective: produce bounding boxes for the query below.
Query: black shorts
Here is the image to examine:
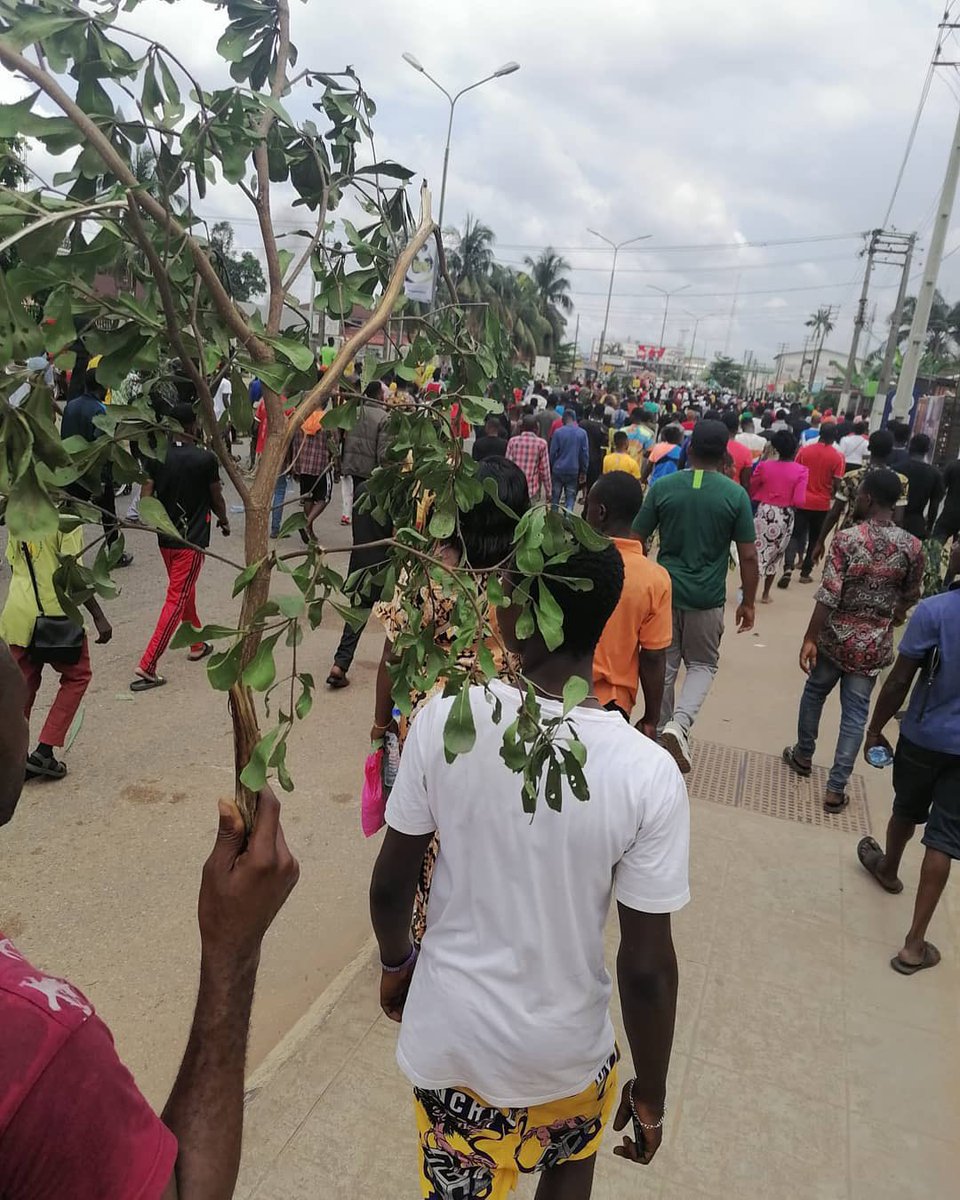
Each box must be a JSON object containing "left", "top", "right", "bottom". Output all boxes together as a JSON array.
[
  {"left": 299, "top": 472, "right": 331, "bottom": 504},
  {"left": 892, "top": 734, "right": 960, "bottom": 860}
]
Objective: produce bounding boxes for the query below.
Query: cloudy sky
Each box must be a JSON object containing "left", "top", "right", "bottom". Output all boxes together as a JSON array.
[{"left": 10, "top": 0, "right": 960, "bottom": 369}]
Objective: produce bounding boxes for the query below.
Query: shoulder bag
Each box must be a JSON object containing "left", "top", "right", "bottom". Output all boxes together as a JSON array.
[{"left": 22, "top": 542, "right": 85, "bottom": 665}]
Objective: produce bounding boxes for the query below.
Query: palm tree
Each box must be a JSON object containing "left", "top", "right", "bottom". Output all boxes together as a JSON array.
[
  {"left": 487, "top": 265, "right": 551, "bottom": 363},
  {"left": 523, "top": 248, "right": 573, "bottom": 356},
  {"left": 446, "top": 214, "right": 495, "bottom": 291},
  {"left": 805, "top": 306, "right": 835, "bottom": 391}
]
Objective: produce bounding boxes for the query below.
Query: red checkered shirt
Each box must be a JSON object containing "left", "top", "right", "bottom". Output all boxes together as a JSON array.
[
  {"left": 506, "top": 431, "right": 551, "bottom": 500},
  {"left": 289, "top": 428, "right": 329, "bottom": 477}
]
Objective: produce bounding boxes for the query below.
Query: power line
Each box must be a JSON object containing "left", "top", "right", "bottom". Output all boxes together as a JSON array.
[
  {"left": 493, "top": 251, "right": 859, "bottom": 275},
  {"left": 566, "top": 279, "right": 865, "bottom": 300}
]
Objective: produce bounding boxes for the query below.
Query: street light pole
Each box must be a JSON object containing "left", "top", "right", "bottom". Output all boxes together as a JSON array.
[
  {"left": 649, "top": 284, "right": 691, "bottom": 350},
  {"left": 587, "top": 228, "right": 651, "bottom": 377},
  {"left": 402, "top": 53, "right": 520, "bottom": 235}
]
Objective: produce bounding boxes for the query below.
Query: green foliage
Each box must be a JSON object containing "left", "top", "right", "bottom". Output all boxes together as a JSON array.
[
  {"left": 210, "top": 221, "right": 266, "bottom": 303},
  {"left": 706, "top": 355, "right": 743, "bottom": 392}
]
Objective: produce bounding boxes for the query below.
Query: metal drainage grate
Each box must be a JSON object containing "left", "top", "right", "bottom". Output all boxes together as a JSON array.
[{"left": 688, "top": 740, "right": 872, "bottom": 836}]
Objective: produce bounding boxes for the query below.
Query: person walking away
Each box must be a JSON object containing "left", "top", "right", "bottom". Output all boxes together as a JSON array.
[
  {"left": 587, "top": 473, "right": 672, "bottom": 736},
  {"left": 506, "top": 414, "right": 551, "bottom": 502},
  {"left": 549, "top": 409, "right": 588, "bottom": 511},
  {"left": 534, "top": 393, "right": 558, "bottom": 441},
  {"left": 0, "top": 639, "right": 299, "bottom": 1195},
  {"left": 131, "top": 404, "right": 230, "bottom": 692},
  {"left": 641, "top": 424, "right": 683, "bottom": 485},
  {"left": 0, "top": 527, "right": 112, "bottom": 781},
  {"left": 289, "top": 408, "right": 332, "bottom": 540},
  {"left": 604, "top": 430, "right": 642, "bottom": 480},
  {"left": 931, "top": 456, "right": 960, "bottom": 544},
  {"left": 581, "top": 404, "right": 607, "bottom": 496},
  {"left": 633, "top": 420, "right": 759, "bottom": 774},
  {"left": 735, "top": 414, "right": 766, "bottom": 462},
  {"left": 857, "top": 542, "right": 960, "bottom": 974},
  {"left": 783, "top": 471, "right": 923, "bottom": 813},
  {"left": 748, "top": 429, "right": 808, "bottom": 604},
  {"left": 800, "top": 412, "right": 822, "bottom": 445},
  {"left": 721, "top": 411, "right": 754, "bottom": 489},
  {"left": 319, "top": 335, "right": 337, "bottom": 372},
  {"left": 838, "top": 420, "right": 869, "bottom": 472},
  {"left": 886, "top": 420, "right": 912, "bottom": 470},
  {"left": 780, "top": 421, "right": 845, "bottom": 587},
  {"left": 339, "top": 379, "right": 388, "bottom": 528},
  {"left": 370, "top": 543, "right": 689, "bottom": 1199},
  {"left": 897, "top": 434, "right": 944, "bottom": 541},
  {"left": 624, "top": 409, "right": 655, "bottom": 469},
  {"left": 811, "top": 429, "right": 910, "bottom": 563},
  {"left": 60, "top": 357, "right": 133, "bottom": 567},
  {"left": 472, "top": 415, "right": 508, "bottom": 462}
]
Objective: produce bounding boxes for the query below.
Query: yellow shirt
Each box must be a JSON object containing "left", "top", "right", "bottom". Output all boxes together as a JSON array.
[
  {"left": 0, "top": 527, "right": 85, "bottom": 648},
  {"left": 603, "top": 452, "right": 641, "bottom": 479}
]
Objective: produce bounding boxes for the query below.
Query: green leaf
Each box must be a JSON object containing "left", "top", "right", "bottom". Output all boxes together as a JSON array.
[
  {"left": 560, "top": 748, "right": 590, "bottom": 802},
  {"left": 240, "top": 728, "right": 280, "bottom": 792},
  {"left": 535, "top": 582, "right": 564, "bottom": 651},
  {"left": 515, "top": 608, "right": 535, "bottom": 641},
  {"left": 562, "top": 675, "right": 590, "bottom": 715},
  {"left": 569, "top": 514, "right": 610, "bottom": 552},
  {"left": 270, "top": 336, "right": 316, "bottom": 371},
  {"left": 5, "top": 469, "right": 58, "bottom": 540},
  {"left": 486, "top": 574, "right": 506, "bottom": 608},
  {"left": 295, "top": 672, "right": 315, "bottom": 720},
  {"left": 62, "top": 703, "right": 85, "bottom": 754},
  {"left": 241, "top": 632, "right": 282, "bottom": 691},
  {"left": 169, "top": 622, "right": 240, "bottom": 650},
  {"left": 207, "top": 642, "right": 245, "bottom": 691},
  {"left": 138, "top": 495, "right": 181, "bottom": 540},
  {"left": 232, "top": 558, "right": 265, "bottom": 598},
  {"left": 277, "top": 509, "right": 307, "bottom": 539},
  {"left": 428, "top": 505, "right": 456, "bottom": 540},
  {"left": 276, "top": 592, "right": 306, "bottom": 618},
  {"left": 442, "top": 684, "right": 477, "bottom": 757},
  {"left": 544, "top": 756, "right": 563, "bottom": 812}
]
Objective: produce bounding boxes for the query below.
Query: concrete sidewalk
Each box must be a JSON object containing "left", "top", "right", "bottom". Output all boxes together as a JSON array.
[{"left": 236, "top": 786, "right": 960, "bottom": 1200}]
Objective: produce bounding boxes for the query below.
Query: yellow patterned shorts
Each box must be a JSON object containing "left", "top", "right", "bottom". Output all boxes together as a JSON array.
[{"left": 412, "top": 1051, "right": 619, "bottom": 1199}]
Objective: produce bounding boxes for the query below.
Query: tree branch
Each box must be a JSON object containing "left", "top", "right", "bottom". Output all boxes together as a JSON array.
[
  {"left": 252, "top": 0, "right": 291, "bottom": 340},
  {"left": 279, "top": 184, "right": 436, "bottom": 457},
  {"left": 0, "top": 38, "right": 270, "bottom": 361},
  {"left": 0, "top": 198, "right": 128, "bottom": 256}
]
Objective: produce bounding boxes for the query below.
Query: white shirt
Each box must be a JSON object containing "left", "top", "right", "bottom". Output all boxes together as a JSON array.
[
  {"left": 736, "top": 430, "right": 767, "bottom": 460},
  {"left": 385, "top": 679, "right": 690, "bottom": 1107},
  {"left": 838, "top": 433, "right": 868, "bottom": 465},
  {"left": 213, "top": 377, "right": 232, "bottom": 421}
]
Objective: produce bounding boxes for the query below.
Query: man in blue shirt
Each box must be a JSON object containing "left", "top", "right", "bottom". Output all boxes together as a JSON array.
[
  {"left": 857, "top": 542, "right": 960, "bottom": 975},
  {"left": 549, "top": 410, "right": 588, "bottom": 511}
]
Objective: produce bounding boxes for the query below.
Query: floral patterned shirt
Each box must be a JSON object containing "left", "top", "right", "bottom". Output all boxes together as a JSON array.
[{"left": 815, "top": 519, "right": 923, "bottom": 675}]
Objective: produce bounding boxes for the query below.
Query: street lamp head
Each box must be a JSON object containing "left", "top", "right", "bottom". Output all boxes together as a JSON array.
[
  {"left": 494, "top": 61, "right": 520, "bottom": 77},
  {"left": 402, "top": 51, "right": 425, "bottom": 72}
]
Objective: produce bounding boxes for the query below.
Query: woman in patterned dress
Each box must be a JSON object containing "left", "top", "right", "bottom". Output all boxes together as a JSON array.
[
  {"left": 370, "top": 457, "right": 530, "bottom": 942},
  {"left": 749, "top": 429, "right": 809, "bottom": 605}
]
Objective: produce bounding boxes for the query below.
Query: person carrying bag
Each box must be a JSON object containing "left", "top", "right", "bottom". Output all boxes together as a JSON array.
[{"left": 0, "top": 528, "right": 112, "bottom": 781}]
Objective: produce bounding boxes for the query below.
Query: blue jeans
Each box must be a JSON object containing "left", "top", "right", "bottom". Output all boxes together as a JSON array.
[
  {"left": 552, "top": 473, "right": 579, "bottom": 511},
  {"left": 271, "top": 472, "right": 288, "bottom": 537},
  {"left": 795, "top": 654, "right": 877, "bottom": 793}
]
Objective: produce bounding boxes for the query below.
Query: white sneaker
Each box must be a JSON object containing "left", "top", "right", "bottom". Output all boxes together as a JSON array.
[{"left": 660, "top": 721, "right": 692, "bottom": 775}]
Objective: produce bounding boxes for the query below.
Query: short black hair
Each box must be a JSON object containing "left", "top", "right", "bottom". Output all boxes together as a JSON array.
[
  {"left": 484, "top": 415, "right": 501, "bottom": 433},
  {"left": 562, "top": 409, "right": 576, "bottom": 423},
  {"left": 363, "top": 380, "right": 382, "bottom": 401},
  {"left": 591, "top": 470, "right": 644, "bottom": 526},
  {"left": 868, "top": 429, "right": 894, "bottom": 460},
  {"left": 720, "top": 410, "right": 739, "bottom": 434},
  {"left": 853, "top": 420, "right": 868, "bottom": 435},
  {"left": 819, "top": 422, "right": 839, "bottom": 445},
  {"left": 770, "top": 429, "right": 798, "bottom": 460},
  {"left": 890, "top": 419, "right": 910, "bottom": 446},
  {"left": 661, "top": 424, "right": 683, "bottom": 445},
  {"left": 613, "top": 430, "right": 629, "bottom": 449},
  {"left": 460, "top": 457, "right": 530, "bottom": 569},
  {"left": 861, "top": 467, "right": 902, "bottom": 508},
  {"left": 910, "top": 433, "right": 931, "bottom": 456},
  {"left": 540, "top": 543, "right": 624, "bottom": 657}
]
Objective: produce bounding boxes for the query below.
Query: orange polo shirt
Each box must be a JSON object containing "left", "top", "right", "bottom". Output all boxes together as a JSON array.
[{"left": 593, "top": 537, "right": 673, "bottom": 714}]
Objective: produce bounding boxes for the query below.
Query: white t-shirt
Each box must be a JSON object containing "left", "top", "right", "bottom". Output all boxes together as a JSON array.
[
  {"left": 838, "top": 433, "right": 868, "bottom": 465},
  {"left": 385, "top": 679, "right": 690, "bottom": 1108},
  {"left": 213, "top": 378, "right": 232, "bottom": 421},
  {"left": 736, "top": 430, "right": 767, "bottom": 460}
]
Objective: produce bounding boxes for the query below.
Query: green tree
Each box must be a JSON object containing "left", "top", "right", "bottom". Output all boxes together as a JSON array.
[
  {"left": 446, "top": 214, "right": 495, "bottom": 292},
  {"left": 805, "top": 306, "right": 835, "bottom": 390},
  {"left": 0, "top": 135, "right": 27, "bottom": 271},
  {"left": 707, "top": 355, "right": 743, "bottom": 391},
  {"left": 209, "top": 220, "right": 267, "bottom": 303},
  {"left": 0, "top": 0, "right": 601, "bottom": 822}
]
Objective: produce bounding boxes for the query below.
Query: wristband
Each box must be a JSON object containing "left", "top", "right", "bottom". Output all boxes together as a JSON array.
[{"left": 381, "top": 945, "right": 418, "bottom": 974}]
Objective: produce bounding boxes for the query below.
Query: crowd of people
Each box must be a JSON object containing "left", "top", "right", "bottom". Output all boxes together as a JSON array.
[{"left": 2, "top": 355, "right": 959, "bottom": 1199}]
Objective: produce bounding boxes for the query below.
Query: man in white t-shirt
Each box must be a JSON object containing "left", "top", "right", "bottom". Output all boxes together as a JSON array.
[
  {"left": 838, "top": 421, "right": 869, "bottom": 469},
  {"left": 736, "top": 414, "right": 767, "bottom": 461},
  {"left": 370, "top": 543, "right": 689, "bottom": 1199}
]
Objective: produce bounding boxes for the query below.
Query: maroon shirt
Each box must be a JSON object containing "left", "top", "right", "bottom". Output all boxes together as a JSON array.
[{"left": 0, "top": 935, "right": 177, "bottom": 1198}]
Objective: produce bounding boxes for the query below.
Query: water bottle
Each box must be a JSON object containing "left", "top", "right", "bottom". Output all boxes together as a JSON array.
[
  {"left": 383, "top": 707, "right": 402, "bottom": 789},
  {"left": 866, "top": 744, "right": 894, "bottom": 768}
]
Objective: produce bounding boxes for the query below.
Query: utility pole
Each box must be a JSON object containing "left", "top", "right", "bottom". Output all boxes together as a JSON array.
[
  {"left": 872, "top": 233, "right": 915, "bottom": 428},
  {"left": 839, "top": 229, "right": 880, "bottom": 408},
  {"left": 893, "top": 74, "right": 960, "bottom": 419},
  {"left": 589, "top": 229, "right": 651, "bottom": 376},
  {"left": 572, "top": 312, "right": 580, "bottom": 373},
  {"left": 724, "top": 272, "right": 741, "bottom": 356},
  {"left": 773, "top": 341, "right": 787, "bottom": 390}
]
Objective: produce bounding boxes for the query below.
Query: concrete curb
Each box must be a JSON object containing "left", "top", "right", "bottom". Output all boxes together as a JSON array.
[{"left": 244, "top": 935, "right": 377, "bottom": 1099}]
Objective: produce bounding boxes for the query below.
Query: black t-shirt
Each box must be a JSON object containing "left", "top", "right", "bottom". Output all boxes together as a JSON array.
[
  {"left": 899, "top": 458, "right": 943, "bottom": 538},
  {"left": 151, "top": 442, "right": 220, "bottom": 549},
  {"left": 942, "top": 459, "right": 960, "bottom": 516},
  {"left": 472, "top": 435, "right": 508, "bottom": 462},
  {"left": 580, "top": 419, "right": 605, "bottom": 472}
]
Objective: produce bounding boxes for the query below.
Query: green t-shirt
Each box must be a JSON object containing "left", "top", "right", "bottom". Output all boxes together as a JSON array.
[
  {"left": 633, "top": 469, "right": 756, "bottom": 610},
  {"left": 320, "top": 344, "right": 337, "bottom": 368}
]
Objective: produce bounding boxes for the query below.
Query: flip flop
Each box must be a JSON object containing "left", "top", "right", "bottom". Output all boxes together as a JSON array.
[
  {"left": 188, "top": 642, "right": 214, "bottom": 662},
  {"left": 782, "top": 746, "right": 812, "bottom": 778},
  {"left": 856, "top": 836, "right": 904, "bottom": 894},
  {"left": 326, "top": 668, "right": 350, "bottom": 689},
  {"left": 823, "top": 792, "right": 850, "bottom": 813},
  {"left": 890, "top": 942, "right": 941, "bottom": 976},
  {"left": 130, "top": 674, "right": 167, "bottom": 692}
]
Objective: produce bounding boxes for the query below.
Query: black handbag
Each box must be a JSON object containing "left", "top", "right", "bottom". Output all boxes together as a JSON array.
[{"left": 22, "top": 542, "right": 85, "bottom": 666}]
